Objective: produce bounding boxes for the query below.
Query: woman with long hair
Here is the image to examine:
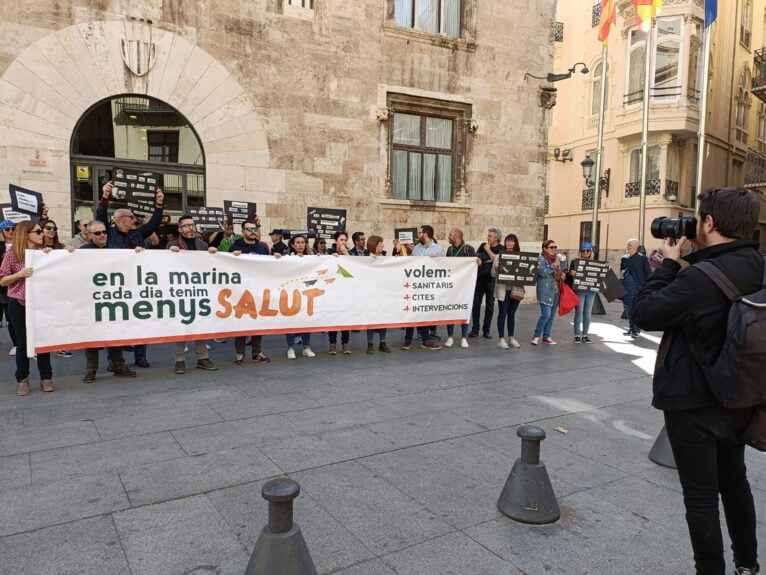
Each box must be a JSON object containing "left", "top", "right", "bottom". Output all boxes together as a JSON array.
[
  {"left": 492, "top": 233, "right": 523, "bottom": 349},
  {"left": 0, "top": 220, "right": 53, "bottom": 395},
  {"left": 284, "top": 234, "right": 316, "bottom": 359},
  {"left": 327, "top": 230, "right": 351, "bottom": 354},
  {"left": 365, "top": 235, "right": 391, "bottom": 354},
  {"left": 40, "top": 219, "right": 65, "bottom": 250},
  {"left": 531, "top": 239, "right": 566, "bottom": 346}
]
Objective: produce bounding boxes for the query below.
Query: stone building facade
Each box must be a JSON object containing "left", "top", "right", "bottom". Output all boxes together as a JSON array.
[{"left": 0, "top": 0, "right": 556, "bottom": 246}]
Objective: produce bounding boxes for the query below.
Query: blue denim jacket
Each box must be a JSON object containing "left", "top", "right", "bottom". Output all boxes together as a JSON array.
[{"left": 536, "top": 255, "right": 564, "bottom": 306}]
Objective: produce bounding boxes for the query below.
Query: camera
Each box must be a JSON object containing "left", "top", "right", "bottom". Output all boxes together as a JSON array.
[{"left": 650, "top": 216, "right": 697, "bottom": 240}]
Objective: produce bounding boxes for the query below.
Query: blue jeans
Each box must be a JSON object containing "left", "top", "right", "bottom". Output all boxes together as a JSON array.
[
  {"left": 533, "top": 294, "right": 559, "bottom": 339},
  {"left": 7, "top": 298, "right": 52, "bottom": 382},
  {"left": 328, "top": 330, "right": 349, "bottom": 345},
  {"left": 366, "top": 328, "right": 387, "bottom": 343},
  {"left": 621, "top": 275, "right": 640, "bottom": 333},
  {"left": 664, "top": 407, "right": 758, "bottom": 574},
  {"left": 496, "top": 293, "right": 521, "bottom": 338},
  {"left": 573, "top": 290, "right": 596, "bottom": 336},
  {"left": 286, "top": 333, "right": 311, "bottom": 348},
  {"left": 446, "top": 324, "right": 469, "bottom": 338},
  {"left": 404, "top": 326, "right": 429, "bottom": 343}
]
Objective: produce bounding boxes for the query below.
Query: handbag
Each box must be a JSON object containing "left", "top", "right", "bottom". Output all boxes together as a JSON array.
[
  {"left": 739, "top": 403, "right": 766, "bottom": 451},
  {"left": 558, "top": 282, "right": 580, "bottom": 316},
  {"left": 510, "top": 285, "right": 525, "bottom": 301}
]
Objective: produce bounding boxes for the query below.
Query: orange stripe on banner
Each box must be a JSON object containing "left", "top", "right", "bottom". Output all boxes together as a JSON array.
[{"left": 34, "top": 319, "right": 469, "bottom": 354}]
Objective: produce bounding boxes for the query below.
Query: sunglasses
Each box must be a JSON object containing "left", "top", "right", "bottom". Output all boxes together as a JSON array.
[
  {"left": 547, "top": 245, "right": 558, "bottom": 249},
  {"left": 581, "top": 249, "right": 592, "bottom": 252},
  {"left": 91, "top": 230, "right": 107, "bottom": 236},
  {"left": 44, "top": 226, "right": 57, "bottom": 231},
  {"left": 244, "top": 226, "right": 259, "bottom": 232},
  {"left": 28, "top": 229, "right": 43, "bottom": 235},
  {"left": 3, "top": 227, "right": 15, "bottom": 232}
]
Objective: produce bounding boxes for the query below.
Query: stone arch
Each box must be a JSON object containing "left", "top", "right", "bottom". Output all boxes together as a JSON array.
[{"left": 0, "top": 20, "right": 270, "bottom": 222}]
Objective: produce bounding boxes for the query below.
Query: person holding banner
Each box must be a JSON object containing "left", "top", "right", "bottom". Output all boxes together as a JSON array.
[
  {"left": 492, "top": 233, "right": 523, "bottom": 349},
  {"left": 470, "top": 228, "right": 503, "bottom": 339},
  {"left": 40, "top": 219, "right": 65, "bottom": 250},
  {"left": 531, "top": 239, "right": 566, "bottom": 346},
  {"left": 567, "top": 243, "right": 597, "bottom": 344},
  {"left": 284, "top": 234, "right": 316, "bottom": 359},
  {"left": 269, "top": 229, "right": 289, "bottom": 256},
  {"left": 365, "top": 236, "right": 392, "bottom": 354},
  {"left": 0, "top": 220, "right": 54, "bottom": 395},
  {"left": 0, "top": 220, "right": 19, "bottom": 356},
  {"left": 313, "top": 237, "right": 329, "bottom": 255},
  {"left": 444, "top": 228, "right": 476, "bottom": 348},
  {"left": 328, "top": 230, "right": 352, "bottom": 354}
]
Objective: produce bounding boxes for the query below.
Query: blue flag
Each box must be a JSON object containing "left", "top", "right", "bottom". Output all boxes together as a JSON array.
[{"left": 705, "top": 0, "right": 717, "bottom": 27}]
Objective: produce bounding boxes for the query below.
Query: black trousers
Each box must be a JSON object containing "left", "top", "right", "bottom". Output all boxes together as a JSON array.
[
  {"left": 471, "top": 275, "right": 495, "bottom": 335},
  {"left": 664, "top": 407, "right": 759, "bottom": 574}
]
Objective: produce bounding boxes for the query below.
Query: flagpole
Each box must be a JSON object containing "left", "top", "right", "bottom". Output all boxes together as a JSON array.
[
  {"left": 638, "top": 18, "right": 654, "bottom": 247},
  {"left": 593, "top": 43, "right": 608, "bottom": 255},
  {"left": 696, "top": 18, "right": 714, "bottom": 209}
]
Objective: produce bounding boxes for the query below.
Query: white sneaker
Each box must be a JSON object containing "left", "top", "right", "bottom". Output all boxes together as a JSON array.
[
  {"left": 444, "top": 337, "right": 454, "bottom": 347},
  {"left": 184, "top": 345, "right": 188, "bottom": 353},
  {"left": 497, "top": 338, "right": 509, "bottom": 349},
  {"left": 460, "top": 338, "right": 469, "bottom": 348},
  {"left": 509, "top": 336, "right": 521, "bottom": 348},
  {"left": 286, "top": 347, "right": 296, "bottom": 359},
  {"left": 302, "top": 347, "right": 316, "bottom": 358},
  {"left": 9, "top": 346, "right": 16, "bottom": 356},
  {"left": 206, "top": 343, "right": 211, "bottom": 350},
  {"left": 531, "top": 336, "right": 540, "bottom": 346}
]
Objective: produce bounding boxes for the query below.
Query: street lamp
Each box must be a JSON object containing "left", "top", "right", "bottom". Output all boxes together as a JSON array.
[{"left": 581, "top": 154, "right": 594, "bottom": 186}]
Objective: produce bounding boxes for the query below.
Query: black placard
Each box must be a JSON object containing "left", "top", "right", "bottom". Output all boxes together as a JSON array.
[
  {"left": 112, "top": 168, "right": 159, "bottom": 202},
  {"left": 125, "top": 199, "right": 154, "bottom": 217},
  {"left": 224, "top": 200, "right": 257, "bottom": 227},
  {"left": 281, "top": 229, "right": 317, "bottom": 240},
  {"left": 395, "top": 228, "right": 418, "bottom": 245},
  {"left": 307, "top": 207, "right": 347, "bottom": 239},
  {"left": 0, "top": 202, "right": 32, "bottom": 223},
  {"left": 9, "top": 184, "right": 43, "bottom": 218},
  {"left": 187, "top": 206, "right": 225, "bottom": 232},
  {"left": 572, "top": 260, "right": 611, "bottom": 293},
  {"left": 497, "top": 251, "right": 539, "bottom": 286}
]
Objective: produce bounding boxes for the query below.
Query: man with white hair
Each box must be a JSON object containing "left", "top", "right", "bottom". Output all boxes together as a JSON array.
[{"left": 620, "top": 238, "right": 652, "bottom": 337}]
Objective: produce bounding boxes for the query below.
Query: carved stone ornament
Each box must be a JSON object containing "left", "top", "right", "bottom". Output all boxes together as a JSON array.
[{"left": 121, "top": 18, "right": 157, "bottom": 77}]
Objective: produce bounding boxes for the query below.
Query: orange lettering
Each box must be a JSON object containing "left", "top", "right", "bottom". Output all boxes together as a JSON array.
[
  {"left": 302, "top": 288, "right": 325, "bottom": 316},
  {"left": 259, "top": 288, "right": 278, "bottom": 317},
  {"left": 279, "top": 289, "right": 301, "bottom": 316},
  {"left": 216, "top": 289, "right": 232, "bottom": 318},
  {"left": 233, "top": 290, "right": 258, "bottom": 319}
]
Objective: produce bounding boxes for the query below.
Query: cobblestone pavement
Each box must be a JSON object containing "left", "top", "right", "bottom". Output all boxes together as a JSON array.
[{"left": 0, "top": 301, "right": 763, "bottom": 574}]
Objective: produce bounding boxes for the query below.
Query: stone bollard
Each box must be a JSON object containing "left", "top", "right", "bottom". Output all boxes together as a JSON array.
[
  {"left": 648, "top": 424, "right": 677, "bottom": 469},
  {"left": 244, "top": 477, "right": 318, "bottom": 575},
  {"left": 497, "top": 425, "right": 560, "bottom": 524}
]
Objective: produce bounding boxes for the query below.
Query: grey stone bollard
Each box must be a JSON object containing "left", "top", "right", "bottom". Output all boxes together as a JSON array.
[
  {"left": 244, "top": 477, "right": 318, "bottom": 575},
  {"left": 648, "top": 424, "right": 677, "bottom": 469},
  {"left": 497, "top": 425, "right": 560, "bottom": 524}
]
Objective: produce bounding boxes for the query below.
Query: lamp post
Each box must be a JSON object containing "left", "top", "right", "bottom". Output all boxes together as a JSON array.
[{"left": 581, "top": 154, "right": 596, "bottom": 255}]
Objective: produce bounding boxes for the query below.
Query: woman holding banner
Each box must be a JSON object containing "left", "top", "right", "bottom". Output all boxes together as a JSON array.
[
  {"left": 531, "top": 239, "right": 566, "bottom": 346},
  {"left": 285, "top": 234, "right": 316, "bottom": 359},
  {"left": 40, "top": 219, "right": 65, "bottom": 250},
  {"left": 0, "top": 220, "right": 54, "bottom": 395},
  {"left": 365, "top": 236, "right": 391, "bottom": 354},
  {"left": 492, "top": 233, "right": 523, "bottom": 349},
  {"left": 567, "top": 243, "right": 596, "bottom": 344},
  {"left": 328, "top": 230, "right": 351, "bottom": 354}
]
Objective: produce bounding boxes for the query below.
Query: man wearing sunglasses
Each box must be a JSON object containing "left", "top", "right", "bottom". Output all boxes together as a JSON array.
[
  {"left": 95, "top": 181, "right": 164, "bottom": 250},
  {"left": 67, "top": 218, "right": 91, "bottom": 249},
  {"left": 78, "top": 220, "right": 137, "bottom": 382}
]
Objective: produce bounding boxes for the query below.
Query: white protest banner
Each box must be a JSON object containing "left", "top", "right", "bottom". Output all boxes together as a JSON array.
[{"left": 25, "top": 251, "right": 476, "bottom": 354}]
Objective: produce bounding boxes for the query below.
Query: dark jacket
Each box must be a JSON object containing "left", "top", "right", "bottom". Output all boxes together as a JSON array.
[
  {"left": 167, "top": 237, "right": 208, "bottom": 251},
  {"left": 228, "top": 238, "right": 270, "bottom": 255},
  {"left": 446, "top": 242, "right": 476, "bottom": 258},
  {"left": 78, "top": 242, "right": 107, "bottom": 249},
  {"left": 620, "top": 252, "right": 652, "bottom": 287},
  {"left": 633, "top": 240, "right": 763, "bottom": 411},
  {"left": 476, "top": 243, "right": 502, "bottom": 278},
  {"left": 95, "top": 198, "right": 164, "bottom": 250}
]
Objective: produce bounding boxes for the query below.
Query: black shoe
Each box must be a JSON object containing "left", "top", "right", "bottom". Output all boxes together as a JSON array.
[
  {"left": 630, "top": 330, "right": 639, "bottom": 338},
  {"left": 582, "top": 335, "right": 592, "bottom": 344},
  {"left": 574, "top": 336, "right": 582, "bottom": 343},
  {"left": 482, "top": 332, "right": 492, "bottom": 339},
  {"left": 468, "top": 330, "right": 479, "bottom": 338}
]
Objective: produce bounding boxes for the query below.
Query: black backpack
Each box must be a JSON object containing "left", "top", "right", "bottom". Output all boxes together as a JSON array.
[{"left": 694, "top": 254, "right": 766, "bottom": 409}]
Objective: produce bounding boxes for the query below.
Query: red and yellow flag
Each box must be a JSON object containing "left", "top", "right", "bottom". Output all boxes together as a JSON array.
[
  {"left": 635, "top": 0, "right": 662, "bottom": 27},
  {"left": 598, "top": 0, "right": 616, "bottom": 44}
]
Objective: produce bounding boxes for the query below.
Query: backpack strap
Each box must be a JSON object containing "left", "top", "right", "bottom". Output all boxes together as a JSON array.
[{"left": 694, "top": 260, "right": 741, "bottom": 301}]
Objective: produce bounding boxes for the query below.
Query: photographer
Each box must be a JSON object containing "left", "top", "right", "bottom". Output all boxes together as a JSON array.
[{"left": 633, "top": 188, "right": 761, "bottom": 575}]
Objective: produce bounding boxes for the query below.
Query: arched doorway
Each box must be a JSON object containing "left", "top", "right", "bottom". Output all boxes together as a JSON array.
[{"left": 70, "top": 94, "right": 205, "bottom": 228}]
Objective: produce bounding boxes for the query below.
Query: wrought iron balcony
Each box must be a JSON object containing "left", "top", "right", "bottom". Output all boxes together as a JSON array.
[
  {"left": 582, "top": 187, "right": 603, "bottom": 211},
  {"left": 554, "top": 22, "right": 564, "bottom": 42},
  {"left": 625, "top": 179, "right": 661, "bottom": 198},
  {"left": 665, "top": 180, "right": 679, "bottom": 201},
  {"left": 753, "top": 48, "right": 766, "bottom": 103}
]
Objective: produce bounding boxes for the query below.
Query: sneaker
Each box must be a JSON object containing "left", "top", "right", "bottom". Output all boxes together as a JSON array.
[
  {"left": 400, "top": 340, "right": 412, "bottom": 351},
  {"left": 574, "top": 336, "right": 582, "bottom": 343},
  {"left": 183, "top": 345, "right": 188, "bottom": 353},
  {"left": 379, "top": 342, "right": 392, "bottom": 353},
  {"left": 329, "top": 344, "right": 337, "bottom": 355},
  {"left": 498, "top": 338, "right": 509, "bottom": 349},
  {"left": 509, "top": 336, "right": 521, "bottom": 348},
  {"left": 213, "top": 338, "right": 227, "bottom": 343},
  {"left": 429, "top": 331, "right": 441, "bottom": 341},
  {"left": 9, "top": 346, "right": 16, "bottom": 356},
  {"left": 206, "top": 343, "right": 211, "bottom": 350},
  {"left": 482, "top": 332, "right": 492, "bottom": 339},
  {"left": 252, "top": 352, "right": 271, "bottom": 364},
  {"left": 444, "top": 337, "right": 454, "bottom": 347},
  {"left": 302, "top": 347, "right": 316, "bottom": 358},
  {"left": 366, "top": 343, "right": 375, "bottom": 354},
  {"left": 57, "top": 350, "right": 73, "bottom": 358},
  {"left": 287, "top": 347, "right": 296, "bottom": 359},
  {"left": 468, "top": 330, "right": 479, "bottom": 338},
  {"left": 421, "top": 341, "right": 442, "bottom": 350},
  {"left": 196, "top": 358, "right": 218, "bottom": 371},
  {"left": 294, "top": 335, "right": 303, "bottom": 345},
  {"left": 234, "top": 354, "right": 244, "bottom": 365},
  {"left": 531, "top": 336, "right": 540, "bottom": 346},
  {"left": 135, "top": 358, "right": 150, "bottom": 368},
  {"left": 460, "top": 338, "right": 469, "bottom": 348},
  {"left": 342, "top": 344, "right": 351, "bottom": 354},
  {"left": 542, "top": 338, "right": 557, "bottom": 345},
  {"left": 629, "top": 330, "right": 640, "bottom": 338},
  {"left": 174, "top": 361, "right": 186, "bottom": 374},
  {"left": 734, "top": 568, "right": 760, "bottom": 575},
  {"left": 113, "top": 365, "right": 137, "bottom": 378},
  {"left": 82, "top": 369, "right": 97, "bottom": 383},
  {"left": 582, "top": 335, "right": 592, "bottom": 344}
]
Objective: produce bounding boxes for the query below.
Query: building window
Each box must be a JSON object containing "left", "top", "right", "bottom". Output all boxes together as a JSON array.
[
  {"left": 742, "top": 0, "right": 753, "bottom": 48},
  {"left": 736, "top": 69, "right": 752, "bottom": 144},
  {"left": 590, "top": 61, "right": 609, "bottom": 116},
  {"left": 579, "top": 221, "right": 600, "bottom": 248},
  {"left": 288, "top": 0, "right": 313, "bottom": 6},
  {"left": 147, "top": 131, "right": 179, "bottom": 163},
  {"left": 592, "top": 1, "right": 601, "bottom": 28},
  {"left": 757, "top": 103, "right": 766, "bottom": 153},
  {"left": 387, "top": 95, "right": 471, "bottom": 202},
  {"left": 688, "top": 23, "right": 702, "bottom": 101},
  {"left": 626, "top": 145, "right": 661, "bottom": 197},
  {"left": 394, "top": 0, "right": 461, "bottom": 38},
  {"left": 625, "top": 17, "right": 683, "bottom": 104}
]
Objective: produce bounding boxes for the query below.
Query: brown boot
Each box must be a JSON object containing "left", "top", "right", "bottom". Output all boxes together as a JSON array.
[
  {"left": 366, "top": 343, "right": 375, "bottom": 354},
  {"left": 379, "top": 341, "right": 392, "bottom": 353},
  {"left": 16, "top": 378, "right": 30, "bottom": 396},
  {"left": 113, "top": 364, "right": 137, "bottom": 378},
  {"left": 83, "top": 369, "right": 97, "bottom": 383},
  {"left": 40, "top": 379, "right": 54, "bottom": 392}
]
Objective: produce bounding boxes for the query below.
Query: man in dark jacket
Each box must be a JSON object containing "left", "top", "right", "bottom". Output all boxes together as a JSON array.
[
  {"left": 620, "top": 238, "right": 652, "bottom": 337},
  {"left": 633, "top": 187, "right": 761, "bottom": 575}
]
